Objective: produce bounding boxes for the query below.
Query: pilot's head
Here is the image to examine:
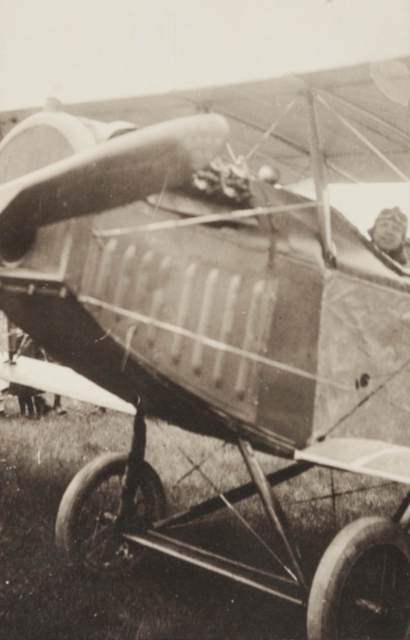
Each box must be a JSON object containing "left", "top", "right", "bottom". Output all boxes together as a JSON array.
[{"left": 369, "top": 207, "right": 408, "bottom": 263}]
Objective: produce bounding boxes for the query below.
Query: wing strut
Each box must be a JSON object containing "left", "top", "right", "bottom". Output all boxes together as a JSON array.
[
  {"left": 306, "top": 90, "right": 336, "bottom": 266},
  {"left": 317, "top": 94, "right": 410, "bottom": 183}
]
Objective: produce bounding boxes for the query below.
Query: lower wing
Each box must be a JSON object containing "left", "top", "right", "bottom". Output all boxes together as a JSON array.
[
  {"left": 0, "top": 356, "right": 136, "bottom": 415},
  {"left": 296, "top": 437, "right": 410, "bottom": 485}
]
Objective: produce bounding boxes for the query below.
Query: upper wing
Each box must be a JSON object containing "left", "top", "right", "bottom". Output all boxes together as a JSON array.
[
  {"left": 168, "top": 57, "right": 410, "bottom": 185},
  {"left": 0, "top": 356, "right": 136, "bottom": 415},
  {"left": 3, "top": 57, "right": 408, "bottom": 187}
]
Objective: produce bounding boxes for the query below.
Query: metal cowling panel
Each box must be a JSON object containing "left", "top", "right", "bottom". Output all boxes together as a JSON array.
[
  {"left": 256, "top": 254, "right": 324, "bottom": 450},
  {"left": 82, "top": 200, "right": 276, "bottom": 427},
  {"left": 312, "top": 270, "right": 410, "bottom": 447},
  {"left": 0, "top": 111, "right": 98, "bottom": 287}
]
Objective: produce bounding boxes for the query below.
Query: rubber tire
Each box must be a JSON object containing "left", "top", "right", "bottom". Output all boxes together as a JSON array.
[
  {"left": 307, "top": 516, "right": 410, "bottom": 640},
  {"left": 55, "top": 452, "right": 166, "bottom": 573}
]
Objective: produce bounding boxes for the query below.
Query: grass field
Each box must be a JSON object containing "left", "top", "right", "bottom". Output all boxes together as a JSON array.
[{"left": 0, "top": 395, "right": 407, "bottom": 640}]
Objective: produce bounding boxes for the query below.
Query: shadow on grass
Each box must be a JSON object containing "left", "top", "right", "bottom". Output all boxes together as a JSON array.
[
  {"left": 0, "top": 463, "right": 308, "bottom": 640},
  {"left": 0, "top": 473, "right": 343, "bottom": 639}
]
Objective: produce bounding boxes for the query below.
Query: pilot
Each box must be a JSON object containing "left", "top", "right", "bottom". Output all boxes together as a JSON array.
[{"left": 369, "top": 207, "right": 409, "bottom": 266}]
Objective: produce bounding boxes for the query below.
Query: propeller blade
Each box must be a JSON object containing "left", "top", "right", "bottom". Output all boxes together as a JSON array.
[
  {"left": 370, "top": 60, "right": 410, "bottom": 106},
  {"left": 0, "top": 114, "right": 229, "bottom": 261}
]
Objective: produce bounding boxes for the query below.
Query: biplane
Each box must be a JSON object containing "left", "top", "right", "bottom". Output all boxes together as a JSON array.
[{"left": 0, "top": 57, "right": 410, "bottom": 639}]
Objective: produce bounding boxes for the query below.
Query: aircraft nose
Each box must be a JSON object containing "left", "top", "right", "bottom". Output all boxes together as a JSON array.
[{"left": 0, "top": 113, "right": 230, "bottom": 265}]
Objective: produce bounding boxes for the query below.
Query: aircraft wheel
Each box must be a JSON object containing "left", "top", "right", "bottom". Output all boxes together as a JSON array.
[
  {"left": 55, "top": 452, "right": 166, "bottom": 574},
  {"left": 307, "top": 516, "right": 410, "bottom": 640}
]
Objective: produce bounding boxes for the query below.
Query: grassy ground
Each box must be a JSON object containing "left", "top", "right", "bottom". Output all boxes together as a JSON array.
[{"left": 0, "top": 395, "right": 407, "bottom": 640}]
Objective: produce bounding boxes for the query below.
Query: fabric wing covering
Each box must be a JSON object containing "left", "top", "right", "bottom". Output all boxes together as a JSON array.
[
  {"left": 0, "top": 356, "right": 136, "bottom": 415},
  {"left": 296, "top": 438, "right": 410, "bottom": 485}
]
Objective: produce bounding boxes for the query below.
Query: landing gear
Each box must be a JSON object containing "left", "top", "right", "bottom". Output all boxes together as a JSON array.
[
  {"left": 56, "top": 411, "right": 166, "bottom": 573},
  {"left": 56, "top": 415, "right": 410, "bottom": 638},
  {"left": 55, "top": 452, "right": 166, "bottom": 573},
  {"left": 307, "top": 517, "right": 410, "bottom": 640}
]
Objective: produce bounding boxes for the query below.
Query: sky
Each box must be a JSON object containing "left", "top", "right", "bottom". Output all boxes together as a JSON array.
[
  {"left": 0, "top": 0, "right": 409, "bottom": 231},
  {"left": 0, "top": 0, "right": 408, "bottom": 110}
]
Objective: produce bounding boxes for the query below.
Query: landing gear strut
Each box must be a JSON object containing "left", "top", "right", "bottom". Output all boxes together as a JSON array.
[{"left": 55, "top": 410, "right": 166, "bottom": 573}]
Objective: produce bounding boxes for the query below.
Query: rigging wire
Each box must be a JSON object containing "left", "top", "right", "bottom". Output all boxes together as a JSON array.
[
  {"left": 245, "top": 98, "right": 297, "bottom": 162},
  {"left": 315, "top": 354, "right": 410, "bottom": 442},
  {"left": 93, "top": 201, "right": 318, "bottom": 238},
  {"left": 152, "top": 420, "right": 298, "bottom": 581}
]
